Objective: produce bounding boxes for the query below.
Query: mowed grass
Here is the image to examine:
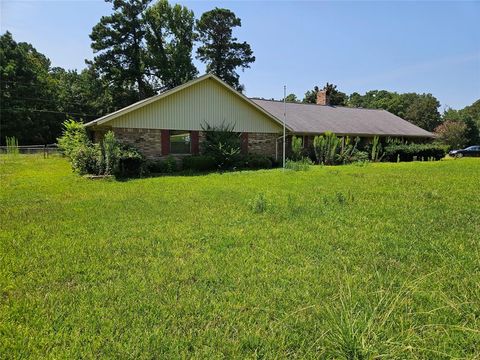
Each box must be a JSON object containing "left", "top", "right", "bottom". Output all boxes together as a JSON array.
[{"left": 1, "top": 156, "right": 479, "bottom": 359}]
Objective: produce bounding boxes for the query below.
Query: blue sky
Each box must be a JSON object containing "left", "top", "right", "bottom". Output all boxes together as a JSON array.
[{"left": 2, "top": 0, "right": 479, "bottom": 109}]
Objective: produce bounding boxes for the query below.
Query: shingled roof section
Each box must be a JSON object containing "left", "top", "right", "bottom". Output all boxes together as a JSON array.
[{"left": 251, "top": 99, "right": 434, "bottom": 138}]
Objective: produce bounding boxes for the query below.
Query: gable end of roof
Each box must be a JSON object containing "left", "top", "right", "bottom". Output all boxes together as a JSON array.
[{"left": 84, "top": 74, "right": 291, "bottom": 131}]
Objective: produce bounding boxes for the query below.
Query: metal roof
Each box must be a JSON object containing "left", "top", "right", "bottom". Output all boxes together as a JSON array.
[{"left": 251, "top": 99, "right": 434, "bottom": 138}]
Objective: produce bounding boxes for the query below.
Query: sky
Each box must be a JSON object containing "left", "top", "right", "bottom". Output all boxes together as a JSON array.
[{"left": 2, "top": 0, "right": 479, "bottom": 109}]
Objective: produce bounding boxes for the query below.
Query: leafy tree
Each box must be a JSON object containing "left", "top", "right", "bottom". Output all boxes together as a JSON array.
[
  {"left": 403, "top": 94, "right": 441, "bottom": 132},
  {"left": 284, "top": 93, "right": 299, "bottom": 102},
  {"left": 442, "top": 107, "right": 480, "bottom": 145},
  {"left": 89, "top": 0, "right": 154, "bottom": 104},
  {"left": 145, "top": 0, "right": 197, "bottom": 89},
  {"left": 434, "top": 120, "right": 467, "bottom": 148},
  {"left": 302, "top": 86, "right": 319, "bottom": 104},
  {"left": 461, "top": 99, "right": 480, "bottom": 130},
  {"left": 302, "top": 83, "right": 347, "bottom": 105},
  {"left": 196, "top": 8, "right": 255, "bottom": 91},
  {"left": 348, "top": 92, "right": 363, "bottom": 108},
  {"left": 347, "top": 90, "right": 441, "bottom": 131},
  {"left": 323, "top": 83, "right": 347, "bottom": 106},
  {"left": 0, "top": 31, "right": 62, "bottom": 144},
  {"left": 1, "top": 32, "right": 116, "bottom": 144},
  {"left": 51, "top": 67, "right": 113, "bottom": 122}
]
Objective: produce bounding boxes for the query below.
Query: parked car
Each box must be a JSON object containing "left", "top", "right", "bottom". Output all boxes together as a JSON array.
[{"left": 449, "top": 145, "right": 480, "bottom": 158}]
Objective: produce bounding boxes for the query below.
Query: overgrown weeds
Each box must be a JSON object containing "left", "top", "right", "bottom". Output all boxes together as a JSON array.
[{"left": 250, "top": 192, "right": 268, "bottom": 213}]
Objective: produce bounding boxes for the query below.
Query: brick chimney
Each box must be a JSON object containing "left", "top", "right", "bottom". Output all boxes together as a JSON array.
[{"left": 316, "top": 90, "right": 329, "bottom": 105}]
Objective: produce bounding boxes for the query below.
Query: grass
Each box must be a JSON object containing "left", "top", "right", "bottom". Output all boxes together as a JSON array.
[{"left": 1, "top": 155, "right": 479, "bottom": 359}]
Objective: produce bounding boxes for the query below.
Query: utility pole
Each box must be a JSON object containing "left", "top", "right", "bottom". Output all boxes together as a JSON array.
[{"left": 283, "top": 85, "right": 286, "bottom": 169}]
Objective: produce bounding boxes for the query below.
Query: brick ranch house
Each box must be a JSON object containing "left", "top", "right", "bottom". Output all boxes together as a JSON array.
[{"left": 85, "top": 74, "right": 434, "bottom": 159}]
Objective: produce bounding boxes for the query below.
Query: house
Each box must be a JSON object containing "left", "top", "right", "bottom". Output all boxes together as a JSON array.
[{"left": 85, "top": 74, "right": 434, "bottom": 159}]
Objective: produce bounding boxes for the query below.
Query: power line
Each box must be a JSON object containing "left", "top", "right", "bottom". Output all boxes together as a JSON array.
[
  {"left": 1, "top": 108, "right": 102, "bottom": 117},
  {"left": 5, "top": 96, "right": 95, "bottom": 107}
]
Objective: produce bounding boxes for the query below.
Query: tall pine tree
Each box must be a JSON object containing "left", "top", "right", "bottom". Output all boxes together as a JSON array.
[
  {"left": 196, "top": 8, "right": 255, "bottom": 92},
  {"left": 89, "top": 0, "right": 153, "bottom": 107}
]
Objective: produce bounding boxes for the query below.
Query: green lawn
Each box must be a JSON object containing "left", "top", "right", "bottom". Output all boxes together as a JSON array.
[{"left": 1, "top": 156, "right": 479, "bottom": 359}]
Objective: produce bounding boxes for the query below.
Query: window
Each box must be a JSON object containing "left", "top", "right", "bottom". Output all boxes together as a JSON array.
[{"left": 170, "top": 131, "right": 191, "bottom": 154}]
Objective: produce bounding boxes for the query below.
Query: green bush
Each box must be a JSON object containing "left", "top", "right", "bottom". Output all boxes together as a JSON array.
[
  {"left": 163, "top": 156, "right": 178, "bottom": 173},
  {"left": 71, "top": 143, "right": 102, "bottom": 175},
  {"left": 336, "top": 136, "right": 360, "bottom": 164},
  {"left": 383, "top": 143, "right": 448, "bottom": 162},
  {"left": 118, "top": 145, "right": 146, "bottom": 177},
  {"left": 240, "top": 154, "right": 273, "bottom": 169},
  {"left": 147, "top": 156, "right": 178, "bottom": 174},
  {"left": 291, "top": 135, "right": 303, "bottom": 161},
  {"left": 370, "top": 136, "right": 384, "bottom": 162},
  {"left": 57, "top": 119, "right": 90, "bottom": 160},
  {"left": 102, "top": 131, "right": 121, "bottom": 175},
  {"left": 182, "top": 155, "right": 217, "bottom": 172},
  {"left": 351, "top": 150, "right": 370, "bottom": 163},
  {"left": 201, "top": 122, "right": 241, "bottom": 170},
  {"left": 58, "top": 119, "right": 146, "bottom": 177},
  {"left": 313, "top": 131, "right": 340, "bottom": 165}
]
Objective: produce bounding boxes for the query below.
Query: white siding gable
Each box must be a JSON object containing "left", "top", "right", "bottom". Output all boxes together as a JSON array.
[{"left": 108, "top": 78, "right": 282, "bottom": 133}]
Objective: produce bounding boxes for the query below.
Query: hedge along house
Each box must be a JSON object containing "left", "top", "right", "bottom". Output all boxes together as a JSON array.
[{"left": 85, "top": 74, "right": 434, "bottom": 159}]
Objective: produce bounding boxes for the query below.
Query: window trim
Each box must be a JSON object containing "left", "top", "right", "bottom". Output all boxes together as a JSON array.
[{"left": 169, "top": 130, "right": 192, "bottom": 155}]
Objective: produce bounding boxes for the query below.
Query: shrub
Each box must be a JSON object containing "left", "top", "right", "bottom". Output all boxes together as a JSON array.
[
  {"left": 351, "top": 150, "right": 369, "bottom": 163},
  {"left": 57, "top": 119, "right": 90, "bottom": 160},
  {"left": 291, "top": 136, "right": 303, "bottom": 161},
  {"left": 240, "top": 154, "right": 273, "bottom": 169},
  {"left": 71, "top": 143, "right": 102, "bottom": 175},
  {"left": 182, "top": 155, "right": 216, "bottom": 172},
  {"left": 383, "top": 143, "right": 448, "bottom": 162},
  {"left": 58, "top": 119, "right": 146, "bottom": 177},
  {"left": 147, "top": 156, "right": 178, "bottom": 174},
  {"left": 370, "top": 136, "right": 384, "bottom": 162},
  {"left": 146, "top": 157, "right": 177, "bottom": 174},
  {"left": 313, "top": 131, "right": 339, "bottom": 165},
  {"left": 201, "top": 122, "right": 241, "bottom": 169},
  {"left": 118, "top": 145, "right": 146, "bottom": 177},
  {"left": 102, "top": 131, "right": 121, "bottom": 175},
  {"left": 336, "top": 136, "right": 360, "bottom": 164}
]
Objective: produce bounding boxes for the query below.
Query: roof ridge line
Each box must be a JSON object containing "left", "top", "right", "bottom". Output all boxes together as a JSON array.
[{"left": 249, "top": 98, "right": 388, "bottom": 111}]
